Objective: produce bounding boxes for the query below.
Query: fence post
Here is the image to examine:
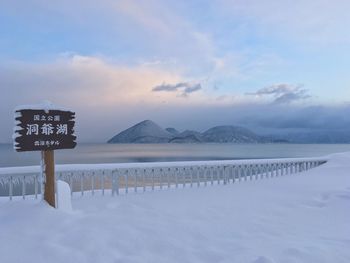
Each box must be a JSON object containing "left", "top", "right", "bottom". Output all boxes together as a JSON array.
[
  {"left": 159, "top": 168, "right": 162, "bottom": 190},
  {"left": 135, "top": 169, "right": 138, "bottom": 192},
  {"left": 203, "top": 167, "right": 207, "bottom": 186},
  {"left": 111, "top": 170, "right": 115, "bottom": 196},
  {"left": 9, "top": 176, "right": 13, "bottom": 201},
  {"left": 231, "top": 166, "right": 235, "bottom": 184},
  {"left": 80, "top": 172, "right": 84, "bottom": 196},
  {"left": 125, "top": 169, "right": 129, "bottom": 194},
  {"left": 116, "top": 170, "right": 120, "bottom": 196},
  {"left": 91, "top": 172, "right": 95, "bottom": 196},
  {"left": 223, "top": 166, "right": 227, "bottom": 185},
  {"left": 166, "top": 168, "right": 171, "bottom": 189},
  {"left": 175, "top": 168, "right": 178, "bottom": 188},
  {"left": 101, "top": 170, "right": 105, "bottom": 196},
  {"left": 143, "top": 169, "right": 146, "bottom": 192},
  {"left": 190, "top": 167, "right": 193, "bottom": 188}
]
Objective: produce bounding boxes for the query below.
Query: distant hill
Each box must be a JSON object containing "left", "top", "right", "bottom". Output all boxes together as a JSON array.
[
  {"left": 165, "top": 127, "right": 180, "bottom": 135},
  {"left": 107, "top": 120, "right": 350, "bottom": 144},
  {"left": 178, "top": 130, "right": 204, "bottom": 141},
  {"left": 107, "top": 120, "right": 173, "bottom": 143},
  {"left": 169, "top": 134, "right": 203, "bottom": 143},
  {"left": 202, "top": 126, "right": 260, "bottom": 143},
  {"left": 108, "top": 120, "right": 270, "bottom": 144}
]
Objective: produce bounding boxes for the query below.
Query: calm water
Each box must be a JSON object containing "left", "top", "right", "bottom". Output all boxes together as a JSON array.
[{"left": 1, "top": 143, "right": 350, "bottom": 167}]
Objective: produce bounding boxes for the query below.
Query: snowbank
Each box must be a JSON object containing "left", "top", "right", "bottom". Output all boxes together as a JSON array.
[
  {"left": 56, "top": 180, "right": 72, "bottom": 212},
  {"left": 0, "top": 152, "right": 349, "bottom": 263}
]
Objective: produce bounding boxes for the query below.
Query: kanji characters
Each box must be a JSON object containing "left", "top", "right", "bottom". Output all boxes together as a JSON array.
[
  {"left": 32, "top": 115, "right": 61, "bottom": 122},
  {"left": 26, "top": 123, "right": 70, "bottom": 135},
  {"left": 56, "top": 124, "right": 68, "bottom": 135},
  {"left": 41, "top": 123, "right": 54, "bottom": 135},
  {"left": 26, "top": 124, "right": 39, "bottom": 135}
]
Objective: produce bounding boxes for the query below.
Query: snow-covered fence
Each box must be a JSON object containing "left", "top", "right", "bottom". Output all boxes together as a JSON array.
[{"left": 0, "top": 157, "right": 328, "bottom": 200}]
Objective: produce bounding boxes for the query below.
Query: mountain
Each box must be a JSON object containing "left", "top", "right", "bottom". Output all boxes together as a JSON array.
[
  {"left": 107, "top": 120, "right": 173, "bottom": 143},
  {"left": 202, "top": 126, "right": 261, "bottom": 143},
  {"left": 178, "top": 130, "right": 204, "bottom": 141},
  {"left": 107, "top": 120, "right": 350, "bottom": 144},
  {"left": 169, "top": 134, "right": 202, "bottom": 143},
  {"left": 165, "top": 127, "right": 180, "bottom": 135},
  {"left": 108, "top": 120, "right": 269, "bottom": 144}
]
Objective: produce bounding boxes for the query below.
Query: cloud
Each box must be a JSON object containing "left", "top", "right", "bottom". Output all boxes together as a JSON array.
[
  {"left": 0, "top": 54, "right": 186, "bottom": 142},
  {"left": 152, "top": 81, "right": 202, "bottom": 97},
  {"left": 0, "top": 54, "right": 224, "bottom": 142},
  {"left": 184, "top": 84, "right": 201, "bottom": 93},
  {"left": 247, "top": 84, "right": 311, "bottom": 104},
  {"left": 146, "top": 103, "right": 350, "bottom": 137},
  {"left": 236, "top": 104, "right": 350, "bottom": 134},
  {"left": 0, "top": 54, "right": 186, "bottom": 106}
]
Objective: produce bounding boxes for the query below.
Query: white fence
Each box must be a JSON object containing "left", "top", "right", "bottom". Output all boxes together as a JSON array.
[{"left": 0, "top": 157, "right": 328, "bottom": 200}]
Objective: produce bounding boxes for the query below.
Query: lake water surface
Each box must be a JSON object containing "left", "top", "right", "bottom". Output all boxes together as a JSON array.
[{"left": 1, "top": 143, "right": 350, "bottom": 167}]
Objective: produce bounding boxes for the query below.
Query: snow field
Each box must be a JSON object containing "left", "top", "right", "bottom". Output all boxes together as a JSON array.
[{"left": 1, "top": 153, "right": 350, "bottom": 263}]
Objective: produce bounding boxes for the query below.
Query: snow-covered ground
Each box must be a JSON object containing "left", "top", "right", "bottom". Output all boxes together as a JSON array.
[{"left": 1, "top": 153, "right": 350, "bottom": 263}]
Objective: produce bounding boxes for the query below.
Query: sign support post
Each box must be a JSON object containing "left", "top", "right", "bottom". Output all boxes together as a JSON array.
[{"left": 42, "top": 150, "right": 56, "bottom": 208}]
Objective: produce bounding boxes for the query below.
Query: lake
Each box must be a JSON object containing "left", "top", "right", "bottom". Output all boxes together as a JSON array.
[{"left": 1, "top": 143, "right": 350, "bottom": 167}]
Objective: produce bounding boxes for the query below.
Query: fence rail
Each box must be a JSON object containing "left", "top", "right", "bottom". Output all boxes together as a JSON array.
[{"left": 0, "top": 157, "right": 328, "bottom": 200}]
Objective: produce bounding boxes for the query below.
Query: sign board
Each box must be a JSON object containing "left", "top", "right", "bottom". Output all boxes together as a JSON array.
[{"left": 14, "top": 109, "right": 76, "bottom": 152}]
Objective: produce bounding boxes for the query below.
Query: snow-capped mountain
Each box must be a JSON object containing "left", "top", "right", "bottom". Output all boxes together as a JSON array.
[
  {"left": 107, "top": 120, "right": 173, "bottom": 143},
  {"left": 169, "top": 134, "right": 203, "bottom": 143},
  {"left": 202, "top": 126, "right": 260, "bottom": 143},
  {"left": 108, "top": 120, "right": 268, "bottom": 143},
  {"left": 178, "top": 130, "right": 204, "bottom": 140},
  {"left": 165, "top": 127, "right": 180, "bottom": 135}
]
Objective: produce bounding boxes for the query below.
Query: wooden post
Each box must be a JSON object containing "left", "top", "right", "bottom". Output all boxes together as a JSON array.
[{"left": 42, "top": 150, "right": 56, "bottom": 208}]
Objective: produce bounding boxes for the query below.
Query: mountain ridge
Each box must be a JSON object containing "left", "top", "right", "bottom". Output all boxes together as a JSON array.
[{"left": 108, "top": 120, "right": 271, "bottom": 144}]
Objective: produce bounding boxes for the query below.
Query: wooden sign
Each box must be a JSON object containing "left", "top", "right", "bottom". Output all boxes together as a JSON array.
[
  {"left": 14, "top": 109, "right": 76, "bottom": 152},
  {"left": 13, "top": 105, "right": 77, "bottom": 208}
]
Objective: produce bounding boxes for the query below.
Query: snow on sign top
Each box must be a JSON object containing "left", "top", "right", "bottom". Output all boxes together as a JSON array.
[
  {"left": 13, "top": 102, "right": 77, "bottom": 152},
  {"left": 14, "top": 101, "right": 71, "bottom": 113}
]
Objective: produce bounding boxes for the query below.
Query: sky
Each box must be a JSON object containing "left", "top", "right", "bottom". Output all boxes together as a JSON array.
[{"left": 1, "top": 0, "right": 350, "bottom": 142}]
